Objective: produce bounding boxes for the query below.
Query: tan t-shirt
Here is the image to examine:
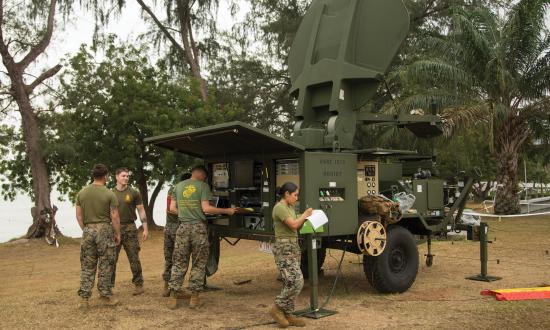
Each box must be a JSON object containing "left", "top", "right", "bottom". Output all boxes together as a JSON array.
[
  {"left": 76, "top": 184, "right": 119, "bottom": 224},
  {"left": 272, "top": 202, "right": 298, "bottom": 238}
]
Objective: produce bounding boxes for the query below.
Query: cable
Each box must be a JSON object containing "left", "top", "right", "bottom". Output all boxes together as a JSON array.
[
  {"left": 318, "top": 241, "right": 348, "bottom": 310},
  {"left": 232, "top": 232, "right": 348, "bottom": 330}
]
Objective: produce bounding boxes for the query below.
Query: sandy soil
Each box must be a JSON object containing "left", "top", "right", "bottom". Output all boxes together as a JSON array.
[{"left": 1, "top": 216, "right": 549, "bottom": 329}]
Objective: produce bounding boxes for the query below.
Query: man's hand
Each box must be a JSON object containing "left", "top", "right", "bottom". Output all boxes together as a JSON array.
[
  {"left": 114, "top": 233, "right": 121, "bottom": 246},
  {"left": 225, "top": 208, "right": 237, "bottom": 216},
  {"left": 142, "top": 228, "right": 149, "bottom": 241}
]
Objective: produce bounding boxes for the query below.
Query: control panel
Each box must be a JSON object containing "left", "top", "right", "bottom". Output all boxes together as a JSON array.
[
  {"left": 212, "top": 163, "right": 229, "bottom": 189},
  {"left": 357, "top": 161, "right": 379, "bottom": 197},
  {"left": 319, "top": 188, "right": 345, "bottom": 202}
]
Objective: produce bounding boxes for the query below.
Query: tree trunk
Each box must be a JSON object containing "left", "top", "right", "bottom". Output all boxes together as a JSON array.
[
  {"left": 17, "top": 94, "right": 54, "bottom": 238},
  {"left": 136, "top": 0, "right": 208, "bottom": 102},
  {"left": 0, "top": 0, "right": 62, "bottom": 241},
  {"left": 493, "top": 114, "right": 529, "bottom": 215},
  {"left": 175, "top": 0, "right": 208, "bottom": 102},
  {"left": 3, "top": 52, "right": 55, "bottom": 239},
  {"left": 472, "top": 180, "right": 493, "bottom": 203},
  {"left": 136, "top": 176, "right": 163, "bottom": 229}
]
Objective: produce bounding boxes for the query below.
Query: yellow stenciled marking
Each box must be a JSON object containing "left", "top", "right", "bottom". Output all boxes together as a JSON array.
[
  {"left": 182, "top": 185, "right": 196, "bottom": 198},
  {"left": 124, "top": 194, "right": 132, "bottom": 202},
  {"left": 178, "top": 200, "right": 200, "bottom": 208}
]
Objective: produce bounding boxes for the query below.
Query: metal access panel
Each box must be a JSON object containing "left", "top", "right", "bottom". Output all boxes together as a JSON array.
[
  {"left": 412, "top": 179, "right": 445, "bottom": 213},
  {"left": 427, "top": 179, "right": 444, "bottom": 210},
  {"left": 412, "top": 180, "right": 428, "bottom": 213},
  {"left": 302, "top": 152, "right": 358, "bottom": 236},
  {"left": 357, "top": 161, "right": 379, "bottom": 197}
]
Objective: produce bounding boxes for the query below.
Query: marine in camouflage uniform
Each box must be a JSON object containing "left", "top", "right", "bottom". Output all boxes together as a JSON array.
[
  {"left": 163, "top": 186, "right": 180, "bottom": 284},
  {"left": 76, "top": 179, "right": 119, "bottom": 301},
  {"left": 168, "top": 178, "right": 212, "bottom": 295},
  {"left": 273, "top": 240, "right": 304, "bottom": 313},
  {"left": 271, "top": 202, "right": 304, "bottom": 314},
  {"left": 111, "top": 186, "right": 144, "bottom": 288},
  {"left": 170, "top": 221, "right": 210, "bottom": 292},
  {"left": 79, "top": 223, "right": 117, "bottom": 298},
  {"left": 269, "top": 188, "right": 311, "bottom": 328},
  {"left": 167, "top": 166, "right": 234, "bottom": 309}
]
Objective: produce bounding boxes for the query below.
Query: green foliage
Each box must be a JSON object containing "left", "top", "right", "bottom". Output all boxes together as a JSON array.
[
  {"left": 0, "top": 108, "right": 64, "bottom": 201},
  {"left": 52, "top": 37, "right": 239, "bottom": 200},
  {"left": 393, "top": 1, "right": 550, "bottom": 129},
  {"left": 436, "top": 123, "right": 496, "bottom": 179},
  {"left": 207, "top": 33, "right": 295, "bottom": 137}
]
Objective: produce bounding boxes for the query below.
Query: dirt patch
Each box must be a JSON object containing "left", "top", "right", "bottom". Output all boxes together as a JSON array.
[{"left": 1, "top": 216, "right": 549, "bottom": 329}]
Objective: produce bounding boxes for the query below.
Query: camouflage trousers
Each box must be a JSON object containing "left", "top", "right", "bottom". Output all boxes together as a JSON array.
[
  {"left": 78, "top": 222, "right": 116, "bottom": 299},
  {"left": 168, "top": 222, "right": 209, "bottom": 293},
  {"left": 273, "top": 240, "right": 304, "bottom": 313},
  {"left": 112, "top": 223, "right": 143, "bottom": 287},
  {"left": 162, "top": 221, "right": 179, "bottom": 282}
]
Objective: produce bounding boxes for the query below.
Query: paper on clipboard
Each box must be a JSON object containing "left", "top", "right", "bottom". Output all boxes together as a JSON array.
[{"left": 306, "top": 210, "right": 329, "bottom": 230}]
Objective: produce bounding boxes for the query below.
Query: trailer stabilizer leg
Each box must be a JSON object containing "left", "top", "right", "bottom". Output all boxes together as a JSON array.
[
  {"left": 295, "top": 234, "right": 337, "bottom": 319},
  {"left": 466, "top": 222, "right": 502, "bottom": 282},
  {"left": 425, "top": 236, "right": 434, "bottom": 267}
]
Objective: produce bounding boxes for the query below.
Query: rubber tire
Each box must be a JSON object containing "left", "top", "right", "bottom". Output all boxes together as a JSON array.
[
  {"left": 363, "top": 226, "right": 419, "bottom": 293},
  {"left": 300, "top": 246, "right": 326, "bottom": 279}
]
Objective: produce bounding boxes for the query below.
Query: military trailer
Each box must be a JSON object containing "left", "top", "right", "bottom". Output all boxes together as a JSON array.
[{"left": 146, "top": 0, "right": 473, "bottom": 304}]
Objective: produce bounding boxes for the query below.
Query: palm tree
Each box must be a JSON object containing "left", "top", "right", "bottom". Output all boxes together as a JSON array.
[{"left": 389, "top": 0, "right": 549, "bottom": 214}]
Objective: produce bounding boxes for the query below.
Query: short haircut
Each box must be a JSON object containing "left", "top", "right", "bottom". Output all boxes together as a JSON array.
[
  {"left": 115, "top": 167, "right": 129, "bottom": 175},
  {"left": 92, "top": 164, "right": 109, "bottom": 179},
  {"left": 191, "top": 165, "right": 208, "bottom": 176},
  {"left": 181, "top": 173, "right": 192, "bottom": 181}
]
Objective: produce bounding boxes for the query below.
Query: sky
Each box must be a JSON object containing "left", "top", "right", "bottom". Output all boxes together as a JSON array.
[{"left": 47, "top": 0, "right": 244, "bottom": 70}]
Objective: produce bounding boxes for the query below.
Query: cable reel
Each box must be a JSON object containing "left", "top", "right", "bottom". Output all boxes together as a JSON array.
[{"left": 356, "top": 220, "right": 387, "bottom": 256}]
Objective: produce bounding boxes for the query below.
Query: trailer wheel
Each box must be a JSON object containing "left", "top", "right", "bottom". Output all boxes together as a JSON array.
[
  {"left": 300, "top": 246, "right": 326, "bottom": 279},
  {"left": 363, "top": 226, "right": 419, "bottom": 293}
]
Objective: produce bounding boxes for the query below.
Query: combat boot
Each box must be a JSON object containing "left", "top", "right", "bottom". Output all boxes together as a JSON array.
[
  {"left": 99, "top": 296, "right": 120, "bottom": 306},
  {"left": 162, "top": 281, "right": 170, "bottom": 297},
  {"left": 175, "top": 289, "right": 191, "bottom": 299},
  {"left": 78, "top": 297, "right": 89, "bottom": 310},
  {"left": 285, "top": 314, "right": 306, "bottom": 327},
  {"left": 167, "top": 291, "right": 178, "bottom": 310},
  {"left": 189, "top": 292, "right": 201, "bottom": 309},
  {"left": 133, "top": 284, "right": 145, "bottom": 296},
  {"left": 269, "top": 305, "right": 289, "bottom": 328}
]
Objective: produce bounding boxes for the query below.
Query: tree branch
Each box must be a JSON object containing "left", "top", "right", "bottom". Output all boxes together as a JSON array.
[
  {"left": 412, "top": 3, "right": 451, "bottom": 23},
  {"left": 0, "top": 0, "right": 15, "bottom": 64},
  {"left": 18, "top": 0, "right": 57, "bottom": 70},
  {"left": 25, "top": 64, "right": 62, "bottom": 94},
  {"left": 135, "top": 0, "right": 187, "bottom": 57},
  {"left": 188, "top": 18, "right": 199, "bottom": 64}
]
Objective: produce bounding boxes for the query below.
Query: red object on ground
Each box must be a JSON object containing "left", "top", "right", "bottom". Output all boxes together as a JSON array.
[{"left": 481, "top": 287, "right": 550, "bottom": 301}]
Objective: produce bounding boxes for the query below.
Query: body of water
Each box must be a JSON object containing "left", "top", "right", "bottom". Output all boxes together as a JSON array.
[{"left": 0, "top": 188, "right": 170, "bottom": 243}]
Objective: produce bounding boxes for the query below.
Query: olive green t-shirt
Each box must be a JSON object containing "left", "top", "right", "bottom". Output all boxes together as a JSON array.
[
  {"left": 112, "top": 186, "right": 143, "bottom": 224},
  {"left": 272, "top": 202, "right": 298, "bottom": 238},
  {"left": 166, "top": 186, "right": 179, "bottom": 224},
  {"left": 76, "top": 184, "right": 119, "bottom": 225},
  {"left": 172, "top": 179, "right": 212, "bottom": 223}
]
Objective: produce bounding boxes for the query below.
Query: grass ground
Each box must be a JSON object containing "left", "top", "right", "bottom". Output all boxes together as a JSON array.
[{"left": 1, "top": 216, "right": 549, "bottom": 329}]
